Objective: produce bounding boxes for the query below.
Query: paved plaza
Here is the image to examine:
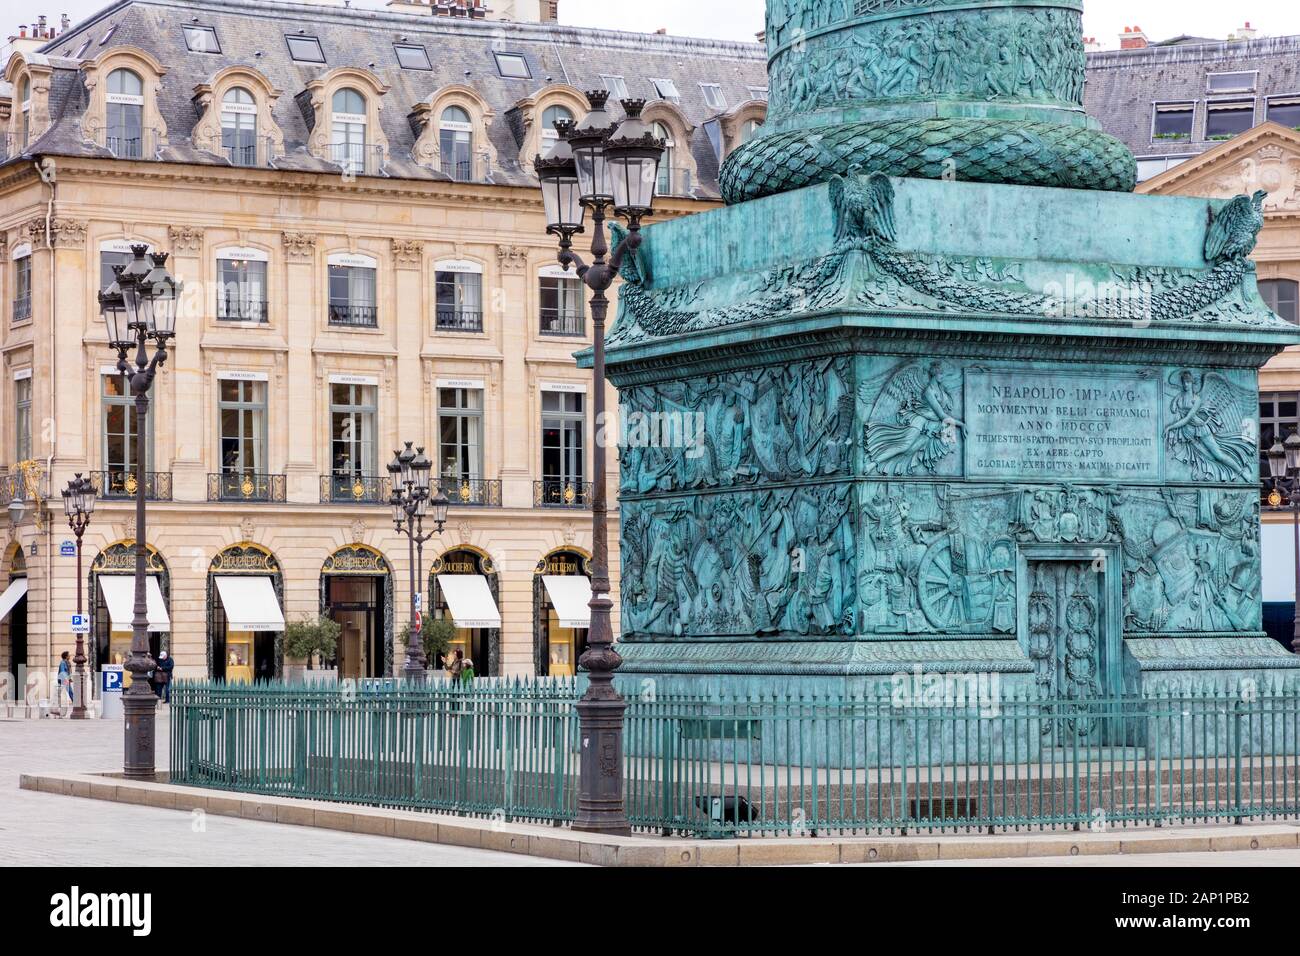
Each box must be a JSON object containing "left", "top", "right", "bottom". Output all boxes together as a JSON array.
[{"left": 0, "top": 713, "right": 581, "bottom": 867}]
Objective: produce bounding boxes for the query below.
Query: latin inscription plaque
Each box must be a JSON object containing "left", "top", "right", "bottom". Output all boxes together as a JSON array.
[{"left": 965, "top": 370, "right": 1160, "bottom": 480}]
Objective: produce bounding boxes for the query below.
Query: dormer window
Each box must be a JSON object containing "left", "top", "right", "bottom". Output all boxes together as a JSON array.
[
  {"left": 1152, "top": 103, "right": 1194, "bottom": 141},
  {"left": 222, "top": 87, "right": 258, "bottom": 167},
  {"left": 183, "top": 25, "right": 221, "bottom": 54},
  {"left": 700, "top": 83, "right": 726, "bottom": 110},
  {"left": 106, "top": 68, "right": 145, "bottom": 158},
  {"left": 1207, "top": 71, "right": 1257, "bottom": 94},
  {"left": 650, "top": 78, "right": 680, "bottom": 103},
  {"left": 286, "top": 34, "right": 325, "bottom": 64},
  {"left": 654, "top": 121, "right": 678, "bottom": 194},
  {"left": 18, "top": 76, "right": 30, "bottom": 148},
  {"left": 331, "top": 87, "right": 368, "bottom": 174},
  {"left": 748, "top": 86, "right": 769, "bottom": 101},
  {"left": 440, "top": 105, "right": 474, "bottom": 181},
  {"left": 740, "top": 119, "right": 762, "bottom": 144},
  {"left": 541, "top": 104, "right": 574, "bottom": 142},
  {"left": 494, "top": 52, "right": 531, "bottom": 79},
  {"left": 1269, "top": 97, "right": 1300, "bottom": 130}
]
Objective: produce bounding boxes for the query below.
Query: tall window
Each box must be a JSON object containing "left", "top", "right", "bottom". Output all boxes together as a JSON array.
[
  {"left": 654, "top": 122, "right": 676, "bottom": 195},
  {"left": 1260, "top": 392, "right": 1300, "bottom": 483},
  {"left": 541, "top": 104, "right": 573, "bottom": 143},
  {"left": 439, "top": 106, "right": 474, "bottom": 181},
  {"left": 328, "top": 263, "right": 377, "bottom": 327},
  {"left": 540, "top": 273, "right": 584, "bottom": 336},
  {"left": 102, "top": 372, "right": 151, "bottom": 483},
  {"left": 217, "top": 256, "right": 268, "bottom": 322},
  {"left": 221, "top": 87, "right": 258, "bottom": 166},
  {"left": 219, "top": 380, "right": 267, "bottom": 475},
  {"left": 435, "top": 269, "right": 483, "bottom": 332},
  {"left": 542, "top": 391, "right": 585, "bottom": 492},
  {"left": 18, "top": 77, "right": 30, "bottom": 148},
  {"left": 15, "top": 377, "right": 32, "bottom": 462},
  {"left": 331, "top": 87, "right": 367, "bottom": 174},
  {"left": 12, "top": 255, "right": 32, "bottom": 323},
  {"left": 1260, "top": 279, "right": 1299, "bottom": 325},
  {"left": 330, "top": 383, "right": 377, "bottom": 479},
  {"left": 439, "top": 388, "right": 483, "bottom": 487},
  {"left": 106, "top": 68, "right": 145, "bottom": 158}
]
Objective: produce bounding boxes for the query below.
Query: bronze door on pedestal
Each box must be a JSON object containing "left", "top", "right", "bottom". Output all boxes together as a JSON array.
[{"left": 1026, "top": 561, "right": 1105, "bottom": 740}]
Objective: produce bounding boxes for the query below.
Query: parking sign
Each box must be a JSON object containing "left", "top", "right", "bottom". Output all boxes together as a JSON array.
[{"left": 70, "top": 614, "right": 90, "bottom": 635}]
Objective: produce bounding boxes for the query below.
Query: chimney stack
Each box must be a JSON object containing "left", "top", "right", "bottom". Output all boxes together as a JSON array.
[
  {"left": 1233, "top": 21, "right": 1258, "bottom": 40},
  {"left": 1082, "top": 36, "right": 1101, "bottom": 52},
  {"left": 1119, "top": 25, "right": 1148, "bottom": 50}
]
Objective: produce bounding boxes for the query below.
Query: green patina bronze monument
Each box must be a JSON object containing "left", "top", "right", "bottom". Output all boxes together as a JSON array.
[{"left": 588, "top": 0, "right": 1300, "bottom": 716}]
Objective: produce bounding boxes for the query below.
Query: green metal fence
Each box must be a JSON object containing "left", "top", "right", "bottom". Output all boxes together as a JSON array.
[{"left": 170, "top": 681, "right": 1300, "bottom": 837}]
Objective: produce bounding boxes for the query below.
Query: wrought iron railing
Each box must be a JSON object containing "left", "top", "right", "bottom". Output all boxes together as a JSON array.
[
  {"left": 11, "top": 294, "right": 31, "bottom": 323},
  {"left": 328, "top": 303, "right": 379, "bottom": 328},
  {"left": 87, "top": 124, "right": 161, "bottom": 160},
  {"left": 437, "top": 478, "right": 502, "bottom": 507},
  {"left": 539, "top": 307, "right": 584, "bottom": 337},
  {"left": 92, "top": 470, "right": 173, "bottom": 501},
  {"left": 435, "top": 307, "right": 483, "bottom": 333},
  {"left": 321, "top": 473, "right": 391, "bottom": 504},
  {"left": 220, "top": 135, "right": 276, "bottom": 168},
  {"left": 208, "top": 472, "right": 286, "bottom": 503},
  {"left": 217, "top": 294, "right": 268, "bottom": 323},
  {"left": 169, "top": 684, "right": 1300, "bottom": 838},
  {"left": 438, "top": 153, "right": 489, "bottom": 183},
  {"left": 534, "top": 479, "right": 592, "bottom": 508},
  {"left": 329, "top": 141, "right": 386, "bottom": 177}
]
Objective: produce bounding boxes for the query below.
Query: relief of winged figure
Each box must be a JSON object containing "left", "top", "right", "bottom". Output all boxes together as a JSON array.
[
  {"left": 1164, "top": 370, "right": 1257, "bottom": 482},
  {"left": 863, "top": 361, "right": 965, "bottom": 476},
  {"left": 1204, "top": 190, "right": 1267, "bottom": 265},
  {"left": 829, "top": 167, "right": 897, "bottom": 250}
]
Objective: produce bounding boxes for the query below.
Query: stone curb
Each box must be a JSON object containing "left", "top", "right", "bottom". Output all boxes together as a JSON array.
[{"left": 18, "top": 772, "right": 1300, "bottom": 866}]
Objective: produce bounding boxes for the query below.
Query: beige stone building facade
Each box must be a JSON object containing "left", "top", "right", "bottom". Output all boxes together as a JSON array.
[
  {"left": 0, "top": 0, "right": 767, "bottom": 687},
  {"left": 1139, "top": 122, "right": 1300, "bottom": 640}
]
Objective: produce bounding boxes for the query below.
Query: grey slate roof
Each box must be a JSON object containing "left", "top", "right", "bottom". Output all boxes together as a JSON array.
[
  {"left": 1085, "top": 34, "right": 1300, "bottom": 161},
  {"left": 5, "top": 0, "right": 768, "bottom": 196}
]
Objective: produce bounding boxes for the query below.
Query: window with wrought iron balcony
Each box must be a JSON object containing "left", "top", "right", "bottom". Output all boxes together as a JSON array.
[
  {"left": 216, "top": 257, "right": 268, "bottom": 322},
  {"left": 539, "top": 272, "right": 585, "bottom": 336},
  {"left": 12, "top": 253, "right": 32, "bottom": 324},
  {"left": 435, "top": 268, "right": 484, "bottom": 332},
  {"left": 328, "top": 261, "right": 379, "bottom": 328}
]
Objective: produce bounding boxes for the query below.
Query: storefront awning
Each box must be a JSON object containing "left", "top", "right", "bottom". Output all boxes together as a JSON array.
[
  {"left": 215, "top": 576, "right": 285, "bottom": 632},
  {"left": 98, "top": 574, "right": 171, "bottom": 632},
  {"left": 1262, "top": 522, "right": 1295, "bottom": 602},
  {"left": 0, "top": 577, "right": 27, "bottom": 623},
  {"left": 436, "top": 575, "right": 501, "bottom": 629},
  {"left": 542, "top": 575, "right": 592, "bottom": 629}
]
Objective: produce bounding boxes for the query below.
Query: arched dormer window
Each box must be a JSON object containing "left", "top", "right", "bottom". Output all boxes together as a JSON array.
[
  {"left": 332, "top": 87, "right": 368, "bottom": 175},
  {"left": 17, "top": 76, "right": 30, "bottom": 147},
  {"left": 107, "top": 68, "right": 145, "bottom": 158},
  {"left": 716, "top": 99, "right": 768, "bottom": 161},
  {"left": 440, "top": 105, "right": 474, "bottom": 181},
  {"left": 653, "top": 122, "right": 677, "bottom": 196},
  {"left": 740, "top": 119, "right": 762, "bottom": 144},
  {"left": 541, "top": 104, "right": 574, "bottom": 143},
  {"left": 221, "top": 87, "right": 258, "bottom": 166}
]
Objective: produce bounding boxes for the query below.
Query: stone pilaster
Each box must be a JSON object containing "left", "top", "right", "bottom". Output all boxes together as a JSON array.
[
  {"left": 283, "top": 232, "right": 319, "bottom": 502},
  {"left": 496, "top": 244, "right": 532, "bottom": 507},
  {"left": 166, "top": 224, "right": 206, "bottom": 501}
]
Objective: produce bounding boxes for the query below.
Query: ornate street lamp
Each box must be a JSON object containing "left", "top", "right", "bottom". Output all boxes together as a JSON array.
[
  {"left": 1266, "top": 432, "right": 1300, "bottom": 655},
  {"left": 534, "top": 94, "right": 664, "bottom": 835},
  {"left": 61, "top": 473, "right": 97, "bottom": 719},
  {"left": 387, "top": 442, "right": 450, "bottom": 682},
  {"left": 98, "top": 244, "right": 181, "bottom": 777}
]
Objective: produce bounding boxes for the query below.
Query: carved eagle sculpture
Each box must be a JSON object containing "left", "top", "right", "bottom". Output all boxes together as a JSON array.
[
  {"left": 1204, "top": 190, "right": 1267, "bottom": 265},
  {"left": 830, "top": 167, "right": 897, "bottom": 250}
]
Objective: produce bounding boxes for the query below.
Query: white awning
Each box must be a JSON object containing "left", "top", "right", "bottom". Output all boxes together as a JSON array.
[
  {"left": 98, "top": 574, "right": 171, "bottom": 632},
  {"left": 542, "top": 575, "right": 592, "bottom": 629},
  {"left": 1262, "top": 522, "right": 1295, "bottom": 602},
  {"left": 215, "top": 576, "right": 285, "bottom": 632},
  {"left": 436, "top": 575, "right": 501, "bottom": 629},
  {"left": 0, "top": 577, "right": 27, "bottom": 622}
]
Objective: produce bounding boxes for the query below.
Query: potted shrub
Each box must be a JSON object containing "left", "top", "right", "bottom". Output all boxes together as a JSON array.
[
  {"left": 397, "top": 617, "right": 456, "bottom": 678},
  {"left": 283, "top": 614, "right": 341, "bottom": 684}
]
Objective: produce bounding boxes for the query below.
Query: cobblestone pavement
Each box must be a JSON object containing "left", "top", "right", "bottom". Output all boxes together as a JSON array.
[
  {"left": 0, "top": 712, "right": 582, "bottom": 867},
  {"left": 874, "top": 849, "right": 1300, "bottom": 866}
]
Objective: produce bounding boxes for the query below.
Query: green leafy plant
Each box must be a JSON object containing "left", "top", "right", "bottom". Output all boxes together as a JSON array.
[
  {"left": 284, "top": 614, "right": 340, "bottom": 670},
  {"left": 398, "top": 617, "right": 456, "bottom": 666}
]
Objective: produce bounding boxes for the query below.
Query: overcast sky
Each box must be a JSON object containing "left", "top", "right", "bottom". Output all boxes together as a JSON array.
[{"left": 29, "top": 0, "right": 1300, "bottom": 50}]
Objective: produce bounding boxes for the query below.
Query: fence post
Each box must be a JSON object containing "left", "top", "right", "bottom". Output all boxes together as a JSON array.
[{"left": 1232, "top": 696, "right": 1244, "bottom": 825}]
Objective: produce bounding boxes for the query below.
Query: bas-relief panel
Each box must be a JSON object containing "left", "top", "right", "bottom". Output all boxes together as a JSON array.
[{"left": 619, "top": 355, "right": 1263, "bottom": 641}]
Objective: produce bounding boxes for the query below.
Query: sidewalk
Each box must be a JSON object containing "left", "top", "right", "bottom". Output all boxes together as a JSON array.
[{"left": 19, "top": 770, "right": 1300, "bottom": 867}]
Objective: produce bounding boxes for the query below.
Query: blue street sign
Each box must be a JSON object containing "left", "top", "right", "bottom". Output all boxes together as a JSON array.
[{"left": 60, "top": 540, "right": 76, "bottom": 558}]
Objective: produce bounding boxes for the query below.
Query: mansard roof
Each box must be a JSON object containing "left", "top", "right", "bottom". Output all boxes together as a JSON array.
[{"left": 4, "top": 0, "right": 767, "bottom": 197}]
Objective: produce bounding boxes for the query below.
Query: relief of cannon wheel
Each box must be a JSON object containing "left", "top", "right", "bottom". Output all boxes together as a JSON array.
[{"left": 917, "top": 532, "right": 994, "bottom": 632}]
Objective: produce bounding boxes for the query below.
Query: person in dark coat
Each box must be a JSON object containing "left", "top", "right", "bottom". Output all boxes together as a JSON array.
[{"left": 154, "top": 650, "right": 175, "bottom": 703}]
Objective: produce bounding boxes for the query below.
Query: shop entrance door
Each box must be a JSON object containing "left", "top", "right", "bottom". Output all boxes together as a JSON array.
[{"left": 327, "top": 576, "right": 381, "bottom": 680}]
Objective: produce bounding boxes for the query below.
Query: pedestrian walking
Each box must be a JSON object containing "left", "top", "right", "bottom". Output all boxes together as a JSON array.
[
  {"left": 154, "top": 650, "right": 175, "bottom": 704},
  {"left": 57, "top": 651, "right": 74, "bottom": 707}
]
